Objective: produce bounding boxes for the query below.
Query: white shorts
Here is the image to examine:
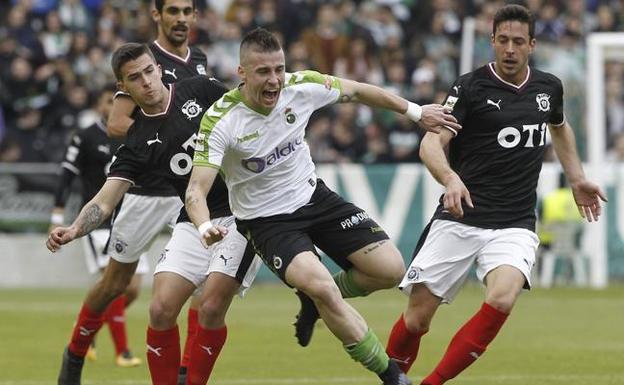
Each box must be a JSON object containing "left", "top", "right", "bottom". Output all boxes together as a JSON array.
[
  {"left": 82, "top": 229, "right": 150, "bottom": 275},
  {"left": 108, "top": 194, "right": 182, "bottom": 264},
  {"left": 154, "top": 218, "right": 262, "bottom": 297},
  {"left": 400, "top": 220, "right": 539, "bottom": 303}
]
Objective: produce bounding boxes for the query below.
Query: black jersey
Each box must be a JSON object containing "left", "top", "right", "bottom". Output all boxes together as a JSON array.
[
  {"left": 432, "top": 63, "right": 565, "bottom": 231},
  {"left": 121, "top": 42, "right": 209, "bottom": 197},
  {"left": 149, "top": 41, "right": 209, "bottom": 84},
  {"left": 55, "top": 121, "right": 122, "bottom": 229},
  {"left": 109, "top": 76, "right": 230, "bottom": 222}
]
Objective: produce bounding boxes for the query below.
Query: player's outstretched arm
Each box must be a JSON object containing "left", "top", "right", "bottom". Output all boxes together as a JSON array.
[
  {"left": 420, "top": 130, "right": 473, "bottom": 218},
  {"left": 185, "top": 166, "right": 228, "bottom": 247},
  {"left": 107, "top": 95, "right": 136, "bottom": 139},
  {"left": 336, "top": 78, "right": 461, "bottom": 134},
  {"left": 549, "top": 121, "right": 607, "bottom": 222},
  {"left": 46, "top": 179, "right": 130, "bottom": 252}
]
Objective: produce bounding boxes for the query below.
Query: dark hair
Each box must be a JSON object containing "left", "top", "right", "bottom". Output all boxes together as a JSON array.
[
  {"left": 111, "top": 43, "right": 156, "bottom": 81},
  {"left": 154, "top": 0, "right": 196, "bottom": 13},
  {"left": 240, "top": 27, "right": 282, "bottom": 56},
  {"left": 492, "top": 4, "right": 535, "bottom": 39}
]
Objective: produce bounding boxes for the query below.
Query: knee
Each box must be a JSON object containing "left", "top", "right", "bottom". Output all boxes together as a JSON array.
[
  {"left": 198, "top": 297, "right": 228, "bottom": 327},
  {"left": 485, "top": 291, "right": 517, "bottom": 314},
  {"left": 302, "top": 279, "right": 342, "bottom": 309},
  {"left": 99, "top": 275, "right": 132, "bottom": 300},
  {"left": 124, "top": 285, "right": 140, "bottom": 305},
  {"left": 149, "top": 297, "right": 179, "bottom": 329},
  {"left": 403, "top": 310, "right": 432, "bottom": 334}
]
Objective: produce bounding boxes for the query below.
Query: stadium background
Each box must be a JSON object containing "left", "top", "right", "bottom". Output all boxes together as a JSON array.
[{"left": 1, "top": 0, "right": 624, "bottom": 286}]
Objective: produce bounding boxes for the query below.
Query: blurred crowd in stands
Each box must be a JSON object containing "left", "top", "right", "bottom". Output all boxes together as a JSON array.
[{"left": 1, "top": 0, "right": 624, "bottom": 165}]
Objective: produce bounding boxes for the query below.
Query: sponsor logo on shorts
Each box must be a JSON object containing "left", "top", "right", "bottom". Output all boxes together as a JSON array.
[
  {"left": 370, "top": 226, "right": 383, "bottom": 233},
  {"left": 219, "top": 254, "right": 233, "bottom": 266},
  {"left": 272, "top": 255, "right": 283, "bottom": 270},
  {"left": 157, "top": 248, "right": 169, "bottom": 265},
  {"left": 407, "top": 266, "right": 423, "bottom": 281},
  {"left": 114, "top": 239, "right": 128, "bottom": 255},
  {"left": 340, "top": 211, "right": 369, "bottom": 229}
]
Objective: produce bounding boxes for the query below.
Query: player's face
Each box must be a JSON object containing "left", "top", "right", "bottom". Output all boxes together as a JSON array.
[
  {"left": 97, "top": 90, "right": 115, "bottom": 121},
  {"left": 118, "top": 54, "right": 165, "bottom": 110},
  {"left": 153, "top": 0, "right": 196, "bottom": 47},
  {"left": 491, "top": 20, "right": 535, "bottom": 82},
  {"left": 239, "top": 49, "right": 286, "bottom": 112}
]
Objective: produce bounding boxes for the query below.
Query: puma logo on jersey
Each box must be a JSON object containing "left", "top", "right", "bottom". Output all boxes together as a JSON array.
[
  {"left": 200, "top": 345, "right": 213, "bottom": 355},
  {"left": 164, "top": 68, "right": 177, "bottom": 79},
  {"left": 487, "top": 99, "right": 502, "bottom": 110},
  {"left": 453, "top": 85, "right": 461, "bottom": 94},
  {"left": 147, "top": 345, "right": 162, "bottom": 357},
  {"left": 147, "top": 133, "right": 162, "bottom": 146},
  {"left": 219, "top": 255, "right": 233, "bottom": 265}
]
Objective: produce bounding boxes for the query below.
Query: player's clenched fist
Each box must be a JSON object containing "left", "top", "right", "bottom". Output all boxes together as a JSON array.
[{"left": 46, "top": 226, "right": 78, "bottom": 252}]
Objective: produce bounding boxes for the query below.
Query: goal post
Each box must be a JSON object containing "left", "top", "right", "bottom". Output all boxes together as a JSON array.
[{"left": 586, "top": 32, "right": 624, "bottom": 288}]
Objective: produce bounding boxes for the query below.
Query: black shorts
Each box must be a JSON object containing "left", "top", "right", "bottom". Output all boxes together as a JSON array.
[{"left": 235, "top": 179, "right": 389, "bottom": 283}]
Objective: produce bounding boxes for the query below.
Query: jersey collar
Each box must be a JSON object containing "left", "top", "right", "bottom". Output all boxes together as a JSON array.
[
  {"left": 140, "top": 84, "right": 174, "bottom": 118},
  {"left": 487, "top": 62, "right": 531, "bottom": 91},
  {"left": 152, "top": 40, "right": 190, "bottom": 63}
]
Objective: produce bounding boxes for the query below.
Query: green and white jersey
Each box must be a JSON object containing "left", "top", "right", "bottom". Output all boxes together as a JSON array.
[{"left": 194, "top": 70, "right": 341, "bottom": 219}]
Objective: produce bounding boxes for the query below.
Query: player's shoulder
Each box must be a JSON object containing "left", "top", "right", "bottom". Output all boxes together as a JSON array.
[
  {"left": 189, "top": 45, "right": 207, "bottom": 59},
  {"left": 176, "top": 75, "right": 228, "bottom": 100},
  {"left": 284, "top": 70, "right": 336, "bottom": 88},
  {"left": 201, "top": 88, "right": 244, "bottom": 130},
  {"left": 530, "top": 67, "right": 563, "bottom": 88}
]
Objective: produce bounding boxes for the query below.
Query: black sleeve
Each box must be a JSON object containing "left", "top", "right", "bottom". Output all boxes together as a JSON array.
[
  {"left": 53, "top": 167, "right": 76, "bottom": 207},
  {"left": 549, "top": 76, "right": 564, "bottom": 125},
  {"left": 191, "top": 76, "right": 229, "bottom": 104},
  {"left": 107, "top": 143, "right": 148, "bottom": 184}
]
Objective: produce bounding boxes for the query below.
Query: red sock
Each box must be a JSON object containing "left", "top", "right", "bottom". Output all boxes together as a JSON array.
[
  {"left": 386, "top": 313, "right": 427, "bottom": 373},
  {"left": 68, "top": 304, "right": 105, "bottom": 357},
  {"left": 187, "top": 325, "right": 227, "bottom": 385},
  {"left": 147, "top": 326, "right": 180, "bottom": 385},
  {"left": 421, "top": 303, "right": 509, "bottom": 385},
  {"left": 180, "top": 308, "right": 198, "bottom": 369},
  {"left": 103, "top": 295, "right": 128, "bottom": 355}
]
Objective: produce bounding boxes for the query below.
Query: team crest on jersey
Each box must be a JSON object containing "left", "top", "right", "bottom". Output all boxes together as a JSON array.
[
  {"left": 284, "top": 107, "right": 297, "bottom": 124},
  {"left": 182, "top": 99, "right": 203, "bottom": 120},
  {"left": 196, "top": 64, "right": 207, "bottom": 75},
  {"left": 536, "top": 93, "right": 551, "bottom": 112}
]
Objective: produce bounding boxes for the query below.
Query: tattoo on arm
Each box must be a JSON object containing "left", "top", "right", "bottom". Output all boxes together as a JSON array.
[
  {"left": 75, "top": 203, "right": 104, "bottom": 237},
  {"left": 363, "top": 240, "right": 386, "bottom": 255},
  {"left": 185, "top": 181, "right": 200, "bottom": 207}
]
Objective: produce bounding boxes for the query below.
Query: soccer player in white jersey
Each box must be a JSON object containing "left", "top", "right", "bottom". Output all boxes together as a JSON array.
[
  {"left": 185, "top": 28, "right": 461, "bottom": 385},
  {"left": 385, "top": 5, "right": 607, "bottom": 385}
]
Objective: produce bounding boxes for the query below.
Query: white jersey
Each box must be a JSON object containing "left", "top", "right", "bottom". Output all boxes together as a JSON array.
[{"left": 194, "top": 71, "right": 341, "bottom": 219}]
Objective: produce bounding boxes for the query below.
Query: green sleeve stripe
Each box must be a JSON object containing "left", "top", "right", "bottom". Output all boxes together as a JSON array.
[
  {"left": 286, "top": 70, "right": 342, "bottom": 93},
  {"left": 194, "top": 89, "right": 240, "bottom": 165}
]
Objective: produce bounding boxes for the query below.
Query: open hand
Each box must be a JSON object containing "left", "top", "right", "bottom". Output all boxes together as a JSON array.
[{"left": 570, "top": 180, "right": 608, "bottom": 222}]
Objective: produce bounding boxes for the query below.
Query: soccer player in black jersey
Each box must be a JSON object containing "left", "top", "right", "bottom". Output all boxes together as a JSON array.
[
  {"left": 50, "top": 86, "right": 144, "bottom": 367},
  {"left": 51, "top": 1, "right": 205, "bottom": 384},
  {"left": 48, "top": 43, "right": 262, "bottom": 385},
  {"left": 385, "top": 5, "right": 607, "bottom": 385},
  {"left": 106, "top": 1, "right": 211, "bottom": 381}
]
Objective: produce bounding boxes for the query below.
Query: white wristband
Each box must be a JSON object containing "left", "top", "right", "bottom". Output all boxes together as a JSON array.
[
  {"left": 198, "top": 220, "right": 214, "bottom": 235},
  {"left": 404, "top": 101, "right": 422, "bottom": 123},
  {"left": 51, "top": 213, "right": 64, "bottom": 225}
]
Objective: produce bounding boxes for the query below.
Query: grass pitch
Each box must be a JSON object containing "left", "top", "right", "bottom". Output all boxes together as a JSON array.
[{"left": 0, "top": 283, "right": 623, "bottom": 385}]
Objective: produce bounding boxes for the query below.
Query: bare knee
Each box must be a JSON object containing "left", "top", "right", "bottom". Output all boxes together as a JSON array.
[
  {"left": 301, "top": 279, "right": 342, "bottom": 310},
  {"left": 149, "top": 297, "right": 179, "bottom": 329},
  {"left": 198, "top": 297, "right": 229, "bottom": 328},
  {"left": 403, "top": 308, "right": 433, "bottom": 334},
  {"left": 485, "top": 290, "right": 517, "bottom": 314}
]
